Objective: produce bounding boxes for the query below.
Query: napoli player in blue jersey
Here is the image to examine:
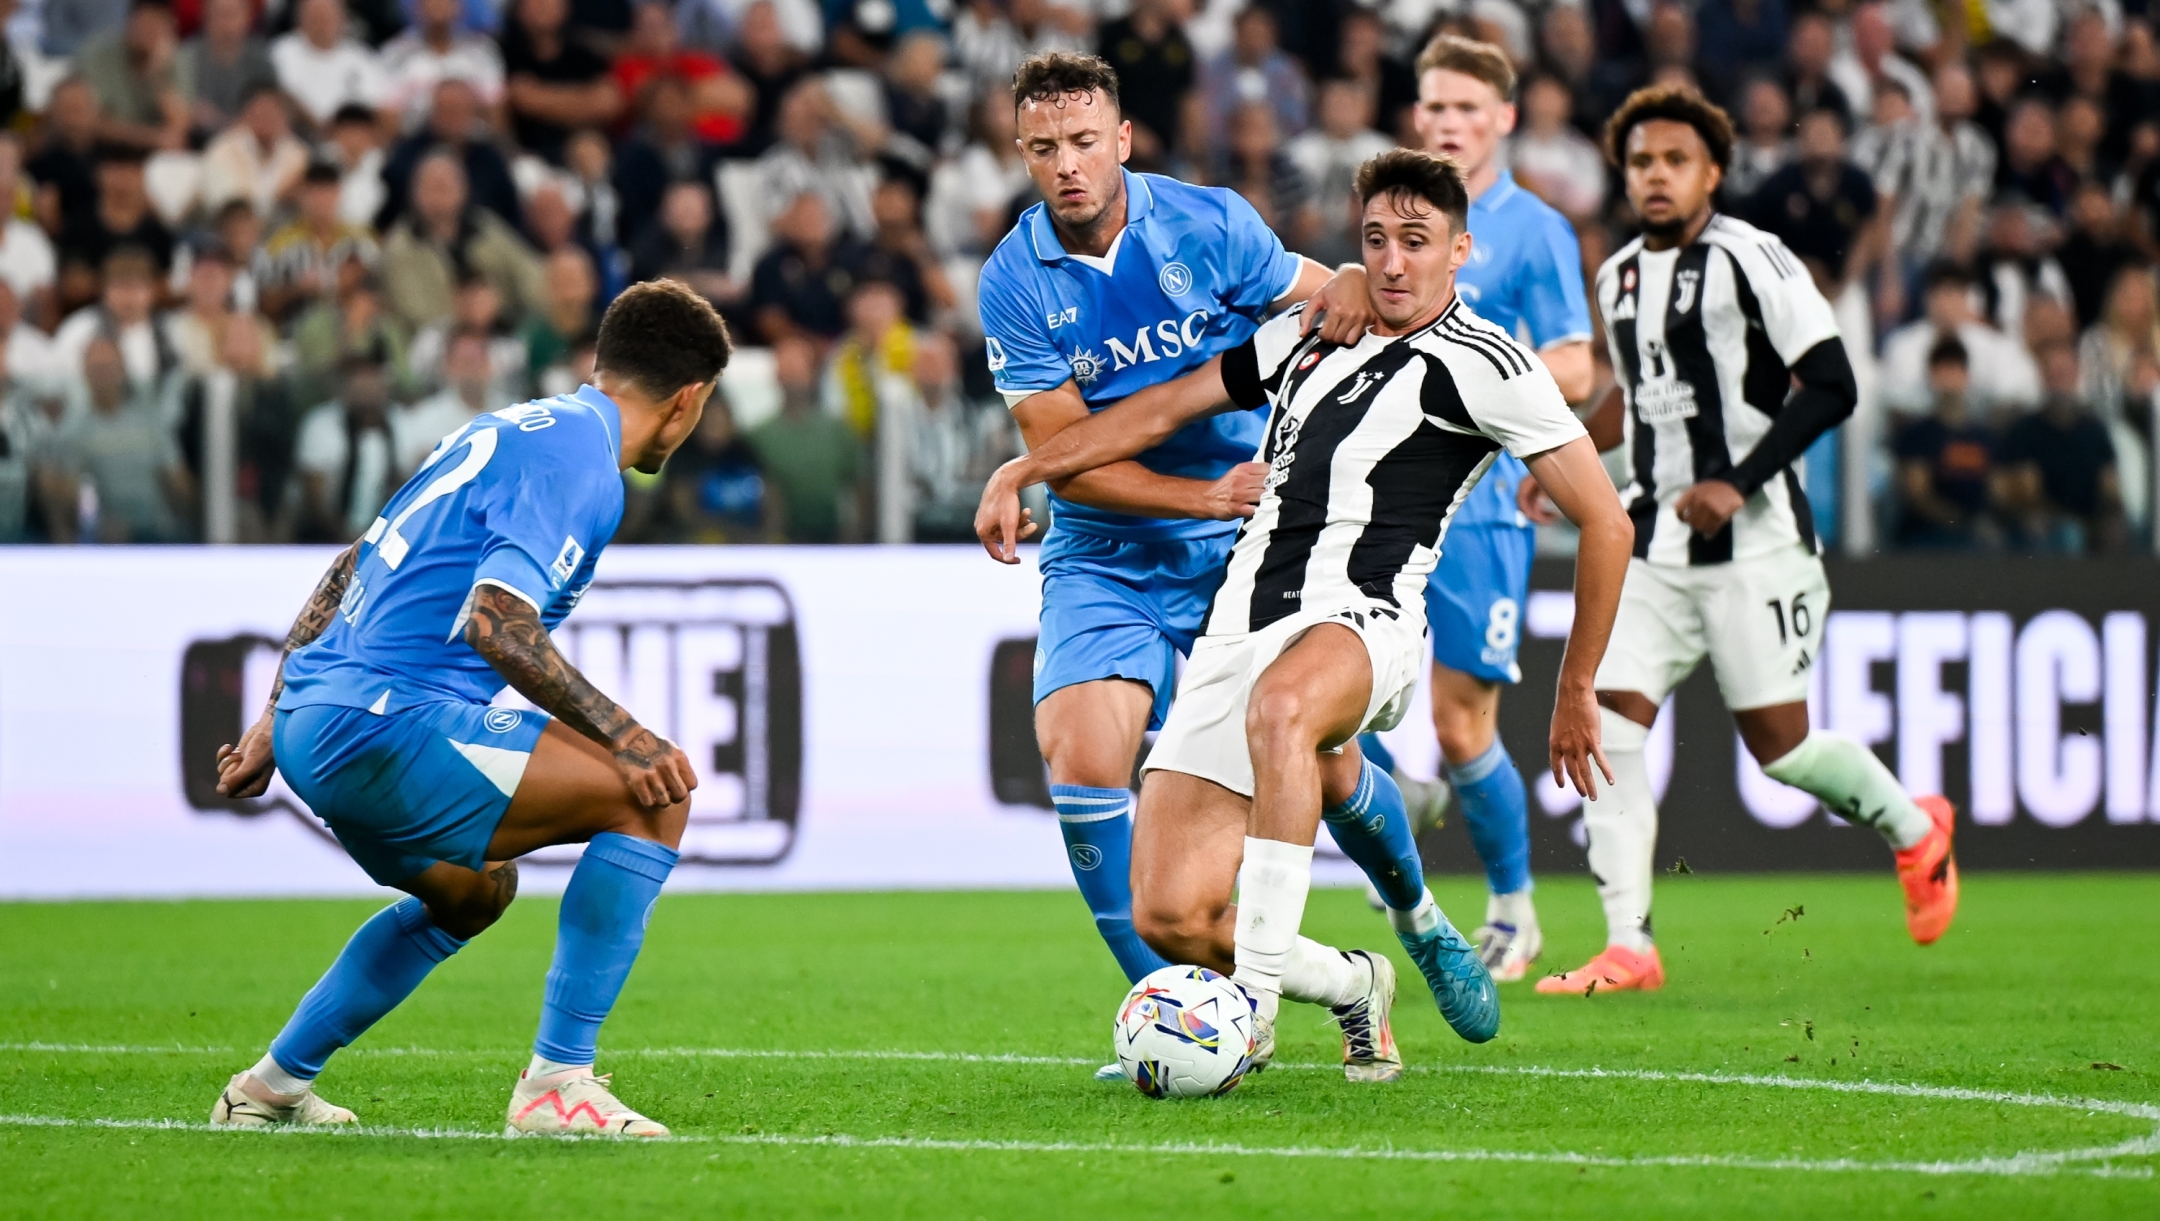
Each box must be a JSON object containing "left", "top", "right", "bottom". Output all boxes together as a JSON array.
[
  {"left": 205, "top": 281, "right": 732, "bottom": 1137},
  {"left": 1362, "top": 36, "right": 1599, "bottom": 982},
  {"left": 981, "top": 54, "right": 1433, "bottom": 1055}
]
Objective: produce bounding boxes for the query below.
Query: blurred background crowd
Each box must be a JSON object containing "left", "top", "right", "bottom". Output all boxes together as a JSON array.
[{"left": 0, "top": 0, "right": 2152, "bottom": 553}]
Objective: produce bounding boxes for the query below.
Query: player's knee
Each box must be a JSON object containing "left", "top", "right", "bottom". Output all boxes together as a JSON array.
[
  {"left": 428, "top": 861, "right": 518, "bottom": 939},
  {"left": 1134, "top": 895, "right": 1229, "bottom": 964},
  {"left": 1245, "top": 686, "right": 1321, "bottom": 757},
  {"left": 1434, "top": 717, "right": 1493, "bottom": 766},
  {"left": 616, "top": 797, "right": 691, "bottom": 852}
]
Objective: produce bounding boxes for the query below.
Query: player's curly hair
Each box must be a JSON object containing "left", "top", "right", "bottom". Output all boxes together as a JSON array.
[
  {"left": 1354, "top": 149, "right": 1470, "bottom": 235},
  {"left": 1011, "top": 52, "right": 1121, "bottom": 115},
  {"left": 594, "top": 279, "right": 733, "bottom": 401},
  {"left": 1603, "top": 84, "right": 1736, "bottom": 171}
]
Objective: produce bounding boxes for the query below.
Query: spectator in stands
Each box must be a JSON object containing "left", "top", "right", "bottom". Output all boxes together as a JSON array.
[
  {"left": 409, "top": 273, "right": 531, "bottom": 402},
  {"left": 1881, "top": 261, "right": 2043, "bottom": 422},
  {"left": 1509, "top": 73, "right": 1605, "bottom": 222},
  {"left": 829, "top": 0, "right": 953, "bottom": 71},
  {"left": 1859, "top": 57, "right": 1995, "bottom": 324},
  {"left": 381, "top": 150, "right": 545, "bottom": 331},
  {"left": 750, "top": 190, "right": 858, "bottom": 343},
  {"left": 381, "top": 0, "right": 509, "bottom": 132},
  {"left": 1727, "top": 76, "right": 1794, "bottom": 201},
  {"left": 1893, "top": 337, "right": 2000, "bottom": 549},
  {"left": 288, "top": 271, "right": 410, "bottom": 409},
  {"left": 727, "top": 0, "right": 811, "bottom": 156},
  {"left": 173, "top": 313, "right": 298, "bottom": 541},
  {"left": 380, "top": 78, "right": 523, "bottom": 231},
  {"left": 2000, "top": 342, "right": 2126, "bottom": 553},
  {"left": 58, "top": 146, "right": 176, "bottom": 276},
  {"left": 628, "top": 178, "right": 734, "bottom": 302},
  {"left": 211, "top": 200, "right": 264, "bottom": 314},
  {"left": 1997, "top": 96, "right": 2074, "bottom": 216},
  {"left": 49, "top": 334, "right": 191, "bottom": 542},
  {"left": 2055, "top": 95, "right": 2107, "bottom": 185},
  {"left": 164, "top": 241, "right": 241, "bottom": 376},
  {"left": 924, "top": 94, "right": 1028, "bottom": 259},
  {"left": 613, "top": 0, "right": 751, "bottom": 147},
  {"left": 1535, "top": 3, "right": 1600, "bottom": 136},
  {"left": 257, "top": 162, "right": 382, "bottom": 323},
  {"left": 1216, "top": 100, "right": 1317, "bottom": 257},
  {"left": 28, "top": 79, "right": 105, "bottom": 235},
  {"left": 1200, "top": 6, "right": 1309, "bottom": 140},
  {"left": 78, "top": 0, "right": 189, "bottom": 152},
  {"left": 1696, "top": 0, "right": 1789, "bottom": 87},
  {"left": 558, "top": 129, "right": 631, "bottom": 296},
  {"left": 0, "top": 281, "right": 61, "bottom": 394},
  {"left": 2047, "top": 9, "right": 2147, "bottom": 169},
  {"left": 2077, "top": 265, "right": 2160, "bottom": 433},
  {"left": 178, "top": 0, "right": 280, "bottom": 136},
  {"left": 199, "top": 84, "right": 310, "bottom": 221},
  {"left": 1288, "top": 78, "right": 1393, "bottom": 267},
  {"left": 53, "top": 247, "right": 173, "bottom": 392},
  {"left": 2060, "top": 180, "right": 2138, "bottom": 329},
  {"left": 1975, "top": 203, "right": 2071, "bottom": 342},
  {"left": 1781, "top": 11, "right": 1851, "bottom": 131},
  {"left": 503, "top": 0, "right": 623, "bottom": 162},
  {"left": 896, "top": 329, "right": 1010, "bottom": 542},
  {"left": 391, "top": 326, "right": 497, "bottom": 474},
  {"left": 882, "top": 31, "right": 950, "bottom": 185},
  {"left": 293, "top": 350, "right": 399, "bottom": 542},
  {"left": 1742, "top": 108, "right": 1879, "bottom": 300},
  {"left": 755, "top": 78, "right": 879, "bottom": 241},
  {"left": 660, "top": 385, "right": 772, "bottom": 542},
  {"left": 271, "top": 0, "right": 390, "bottom": 130},
  {"left": 326, "top": 104, "right": 390, "bottom": 228},
  {"left": 851, "top": 176, "right": 953, "bottom": 324},
  {"left": 613, "top": 73, "right": 706, "bottom": 245},
  {"left": 0, "top": 341, "right": 49, "bottom": 541},
  {"left": 1097, "top": 0, "right": 1194, "bottom": 165},
  {"left": 825, "top": 276, "right": 911, "bottom": 441},
  {"left": 0, "top": 135, "right": 57, "bottom": 321},
  {"left": 524, "top": 244, "right": 598, "bottom": 391},
  {"left": 750, "top": 333, "right": 861, "bottom": 542}
]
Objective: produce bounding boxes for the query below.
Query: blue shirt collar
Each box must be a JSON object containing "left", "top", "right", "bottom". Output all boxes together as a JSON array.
[
  {"left": 1028, "top": 168, "right": 1154, "bottom": 264},
  {"left": 574, "top": 383, "right": 623, "bottom": 461},
  {"left": 1471, "top": 170, "right": 1519, "bottom": 216}
]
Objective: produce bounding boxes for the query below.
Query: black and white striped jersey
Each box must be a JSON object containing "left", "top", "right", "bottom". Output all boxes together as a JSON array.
[
  {"left": 1205, "top": 297, "right": 1585, "bottom": 637},
  {"left": 1596, "top": 214, "right": 1842, "bottom": 567}
]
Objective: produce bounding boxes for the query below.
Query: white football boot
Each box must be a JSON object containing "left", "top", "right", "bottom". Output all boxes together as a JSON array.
[
  {"left": 1332, "top": 950, "right": 1403, "bottom": 1083},
  {"left": 209, "top": 1072, "right": 357, "bottom": 1127},
  {"left": 505, "top": 1067, "right": 669, "bottom": 1138},
  {"left": 1093, "top": 1062, "right": 1125, "bottom": 1082},
  {"left": 1474, "top": 890, "right": 1543, "bottom": 984}
]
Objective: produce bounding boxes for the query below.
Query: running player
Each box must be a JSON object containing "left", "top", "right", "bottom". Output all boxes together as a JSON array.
[
  {"left": 980, "top": 150, "right": 1634, "bottom": 1068},
  {"left": 206, "top": 280, "right": 731, "bottom": 1136},
  {"left": 1536, "top": 87, "right": 1958, "bottom": 995},
  {"left": 1368, "top": 35, "right": 1602, "bottom": 982},
  {"left": 980, "top": 53, "right": 1429, "bottom": 1026}
]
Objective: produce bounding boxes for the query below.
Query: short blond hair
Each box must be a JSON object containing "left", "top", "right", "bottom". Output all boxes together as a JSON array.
[{"left": 1414, "top": 33, "right": 1516, "bottom": 101}]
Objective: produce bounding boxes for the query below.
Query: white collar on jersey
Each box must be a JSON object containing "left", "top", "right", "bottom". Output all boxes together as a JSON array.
[{"left": 1027, "top": 169, "right": 1154, "bottom": 273}]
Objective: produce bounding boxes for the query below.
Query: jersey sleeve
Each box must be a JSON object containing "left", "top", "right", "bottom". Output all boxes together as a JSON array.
[
  {"left": 1218, "top": 188, "right": 1305, "bottom": 317},
  {"left": 1515, "top": 210, "right": 1593, "bottom": 348},
  {"left": 1219, "top": 310, "right": 1310, "bottom": 409},
  {"left": 976, "top": 244, "right": 1069, "bottom": 400},
  {"left": 1727, "top": 236, "right": 1842, "bottom": 365},
  {"left": 469, "top": 423, "right": 623, "bottom": 612},
  {"left": 1455, "top": 351, "right": 1588, "bottom": 460}
]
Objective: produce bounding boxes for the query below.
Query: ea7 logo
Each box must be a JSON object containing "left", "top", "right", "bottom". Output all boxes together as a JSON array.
[{"left": 1046, "top": 306, "right": 1078, "bottom": 329}]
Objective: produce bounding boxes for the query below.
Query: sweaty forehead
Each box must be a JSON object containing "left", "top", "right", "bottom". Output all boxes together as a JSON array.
[
  {"left": 1628, "top": 119, "right": 1708, "bottom": 157},
  {"left": 1017, "top": 91, "right": 1115, "bottom": 129}
]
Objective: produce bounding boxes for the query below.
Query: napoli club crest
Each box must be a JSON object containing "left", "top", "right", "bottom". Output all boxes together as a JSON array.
[{"left": 1158, "top": 262, "right": 1194, "bottom": 296}]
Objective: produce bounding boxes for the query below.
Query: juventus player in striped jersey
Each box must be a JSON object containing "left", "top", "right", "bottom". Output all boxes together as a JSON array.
[
  {"left": 1533, "top": 87, "right": 1960, "bottom": 997},
  {"left": 979, "top": 150, "right": 1633, "bottom": 1067}
]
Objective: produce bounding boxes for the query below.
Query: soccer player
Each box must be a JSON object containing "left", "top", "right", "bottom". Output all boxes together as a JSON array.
[
  {"left": 206, "top": 280, "right": 732, "bottom": 1136},
  {"left": 980, "top": 150, "right": 1634, "bottom": 1069},
  {"left": 1535, "top": 87, "right": 1959, "bottom": 996},
  {"left": 979, "top": 52, "right": 1428, "bottom": 1024},
  {"left": 1363, "top": 35, "right": 1602, "bottom": 982}
]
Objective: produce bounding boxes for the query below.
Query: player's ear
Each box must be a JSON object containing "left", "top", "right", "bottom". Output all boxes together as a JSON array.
[
  {"left": 1497, "top": 100, "right": 1517, "bottom": 138},
  {"left": 1117, "top": 119, "right": 1131, "bottom": 164}
]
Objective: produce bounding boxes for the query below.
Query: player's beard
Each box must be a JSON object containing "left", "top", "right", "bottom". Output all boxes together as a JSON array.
[
  {"left": 1052, "top": 172, "right": 1125, "bottom": 245},
  {"left": 1638, "top": 211, "right": 1694, "bottom": 243}
]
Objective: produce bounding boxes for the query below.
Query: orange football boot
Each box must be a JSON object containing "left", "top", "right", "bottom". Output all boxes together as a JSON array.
[
  {"left": 1896, "top": 795, "right": 1959, "bottom": 945},
  {"left": 1533, "top": 943, "right": 1665, "bottom": 995}
]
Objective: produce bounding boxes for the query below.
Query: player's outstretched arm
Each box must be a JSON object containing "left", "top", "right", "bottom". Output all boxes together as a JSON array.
[
  {"left": 214, "top": 543, "right": 359, "bottom": 800},
  {"left": 1524, "top": 436, "right": 1634, "bottom": 799},
  {"left": 463, "top": 585, "right": 698, "bottom": 810}
]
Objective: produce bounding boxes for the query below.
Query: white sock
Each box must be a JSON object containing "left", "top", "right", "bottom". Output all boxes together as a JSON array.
[
  {"left": 1582, "top": 707, "right": 1657, "bottom": 953},
  {"left": 527, "top": 1053, "right": 593, "bottom": 1080},
  {"left": 1762, "top": 730, "right": 1932, "bottom": 850},
  {"left": 1387, "top": 888, "right": 1442, "bottom": 937},
  {"left": 1487, "top": 886, "right": 1536, "bottom": 930},
  {"left": 1232, "top": 837, "right": 1315, "bottom": 1017},
  {"left": 1282, "top": 937, "right": 1369, "bottom": 1008},
  {"left": 249, "top": 1053, "right": 312, "bottom": 1098}
]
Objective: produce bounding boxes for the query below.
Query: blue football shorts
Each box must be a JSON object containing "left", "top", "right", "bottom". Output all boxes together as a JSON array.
[
  {"left": 1425, "top": 522, "right": 1535, "bottom": 685},
  {"left": 1033, "top": 527, "right": 1234, "bottom": 731},
  {"left": 275, "top": 700, "right": 551, "bottom": 886}
]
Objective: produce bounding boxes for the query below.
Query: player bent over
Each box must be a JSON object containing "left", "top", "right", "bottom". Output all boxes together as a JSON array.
[
  {"left": 1534, "top": 87, "right": 1958, "bottom": 996},
  {"left": 207, "top": 281, "right": 732, "bottom": 1136},
  {"left": 981, "top": 150, "right": 1632, "bottom": 1075}
]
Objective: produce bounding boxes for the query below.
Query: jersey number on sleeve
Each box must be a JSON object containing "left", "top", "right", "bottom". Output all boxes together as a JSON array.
[{"left": 370, "top": 427, "right": 501, "bottom": 570}]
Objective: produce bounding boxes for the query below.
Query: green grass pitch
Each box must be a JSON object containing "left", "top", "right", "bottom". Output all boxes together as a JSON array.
[{"left": 2, "top": 873, "right": 2156, "bottom": 1218}]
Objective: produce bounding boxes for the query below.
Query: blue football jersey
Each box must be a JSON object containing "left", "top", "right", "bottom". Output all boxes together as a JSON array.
[
  {"left": 1452, "top": 172, "right": 1593, "bottom": 529},
  {"left": 279, "top": 385, "right": 627, "bottom": 714},
  {"left": 978, "top": 169, "right": 1303, "bottom": 542}
]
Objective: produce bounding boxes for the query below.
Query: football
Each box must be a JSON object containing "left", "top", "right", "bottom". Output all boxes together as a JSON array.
[{"left": 1111, "top": 965, "right": 1257, "bottom": 1099}]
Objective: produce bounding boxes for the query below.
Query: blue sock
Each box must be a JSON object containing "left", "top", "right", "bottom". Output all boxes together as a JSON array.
[
  {"left": 1050, "top": 784, "right": 1170, "bottom": 983},
  {"left": 1322, "top": 758, "right": 1426, "bottom": 910},
  {"left": 1357, "top": 732, "right": 1398, "bottom": 775},
  {"left": 1449, "top": 739, "right": 1532, "bottom": 897},
  {"left": 533, "top": 833, "right": 678, "bottom": 1065},
  {"left": 269, "top": 896, "right": 466, "bottom": 1079}
]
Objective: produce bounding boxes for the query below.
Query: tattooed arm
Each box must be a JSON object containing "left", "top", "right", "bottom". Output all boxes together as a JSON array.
[
  {"left": 462, "top": 583, "right": 698, "bottom": 809},
  {"left": 214, "top": 544, "right": 359, "bottom": 800}
]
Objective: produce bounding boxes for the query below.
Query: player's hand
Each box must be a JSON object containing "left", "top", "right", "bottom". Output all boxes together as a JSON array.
[
  {"left": 1517, "top": 473, "right": 1560, "bottom": 525},
  {"left": 1549, "top": 685, "right": 1614, "bottom": 800},
  {"left": 1302, "top": 265, "right": 1375, "bottom": 346},
  {"left": 214, "top": 710, "right": 279, "bottom": 800},
  {"left": 613, "top": 727, "right": 698, "bottom": 810},
  {"left": 1199, "top": 461, "right": 1269, "bottom": 520},
  {"left": 974, "top": 458, "right": 1040, "bottom": 564},
  {"left": 1672, "top": 479, "right": 1745, "bottom": 536}
]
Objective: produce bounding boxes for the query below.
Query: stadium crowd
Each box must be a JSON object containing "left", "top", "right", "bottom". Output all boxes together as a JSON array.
[{"left": 0, "top": 0, "right": 2152, "bottom": 552}]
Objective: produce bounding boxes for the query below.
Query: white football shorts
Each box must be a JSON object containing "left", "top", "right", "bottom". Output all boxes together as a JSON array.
[
  {"left": 1143, "top": 601, "right": 1425, "bottom": 798},
  {"left": 1592, "top": 544, "right": 1830, "bottom": 711}
]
